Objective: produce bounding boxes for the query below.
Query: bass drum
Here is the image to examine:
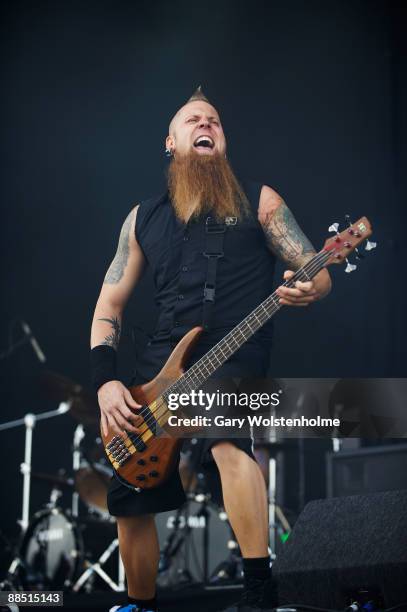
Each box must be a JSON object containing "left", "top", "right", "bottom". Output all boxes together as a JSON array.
[
  {"left": 155, "top": 499, "right": 234, "bottom": 585},
  {"left": 18, "top": 507, "right": 83, "bottom": 589}
]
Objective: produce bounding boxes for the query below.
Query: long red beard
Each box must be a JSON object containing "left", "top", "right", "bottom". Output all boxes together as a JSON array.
[{"left": 168, "top": 151, "right": 249, "bottom": 223}]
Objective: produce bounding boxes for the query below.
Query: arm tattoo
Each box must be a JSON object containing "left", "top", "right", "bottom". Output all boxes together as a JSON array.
[
  {"left": 97, "top": 316, "right": 121, "bottom": 350},
  {"left": 104, "top": 209, "right": 135, "bottom": 284},
  {"left": 261, "top": 200, "right": 316, "bottom": 269}
]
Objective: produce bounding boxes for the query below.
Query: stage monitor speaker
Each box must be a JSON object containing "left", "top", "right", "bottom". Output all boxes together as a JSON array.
[
  {"left": 273, "top": 489, "right": 407, "bottom": 610},
  {"left": 327, "top": 443, "right": 407, "bottom": 498}
]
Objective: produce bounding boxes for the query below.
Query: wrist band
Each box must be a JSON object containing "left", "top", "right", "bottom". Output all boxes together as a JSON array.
[{"left": 90, "top": 345, "right": 118, "bottom": 392}]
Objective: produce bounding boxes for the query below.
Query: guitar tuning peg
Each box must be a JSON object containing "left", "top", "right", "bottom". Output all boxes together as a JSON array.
[
  {"left": 355, "top": 247, "right": 365, "bottom": 260},
  {"left": 328, "top": 223, "right": 339, "bottom": 233},
  {"left": 345, "top": 259, "right": 357, "bottom": 273},
  {"left": 365, "top": 240, "right": 377, "bottom": 251},
  {"left": 345, "top": 214, "right": 352, "bottom": 226}
]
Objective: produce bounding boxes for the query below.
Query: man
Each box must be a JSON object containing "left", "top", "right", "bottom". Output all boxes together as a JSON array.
[{"left": 90, "top": 88, "right": 331, "bottom": 612}]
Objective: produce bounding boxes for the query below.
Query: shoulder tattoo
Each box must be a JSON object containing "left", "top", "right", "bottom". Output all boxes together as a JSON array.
[
  {"left": 260, "top": 200, "right": 315, "bottom": 269},
  {"left": 104, "top": 208, "right": 137, "bottom": 284}
]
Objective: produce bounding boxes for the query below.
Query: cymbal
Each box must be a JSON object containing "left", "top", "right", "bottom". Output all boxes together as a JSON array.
[
  {"left": 70, "top": 394, "right": 99, "bottom": 426},
  {"left": 40, "top": 370, "right": 99, "bottom": 426},
  {"left": 32, "top": 471, "right": 74, "bottom": 490},
  {"left": 75, "top": 465, "right": 110, "bottom": 514},
  {"left": 40, "top": 370, "right": 83, "bottom": 400}
]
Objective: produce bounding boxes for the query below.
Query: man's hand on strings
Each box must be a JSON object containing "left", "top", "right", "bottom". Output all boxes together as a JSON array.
[
  {"left": 97, "top": 380, "right": 143, "bottom": 436},
  {"left": 276, "top": 270, "right": 318, "bottom": 307}
]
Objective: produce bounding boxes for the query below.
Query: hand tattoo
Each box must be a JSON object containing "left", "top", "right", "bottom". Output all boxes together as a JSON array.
[
  {"left": 261, "top": 200, "right": 316, "bottom": 269},
  {"left": 104, "top": 208, "right": 136, "bottom": 284},
  {"left": 98, "top": 316, "right": 121, "bottom": 350}
]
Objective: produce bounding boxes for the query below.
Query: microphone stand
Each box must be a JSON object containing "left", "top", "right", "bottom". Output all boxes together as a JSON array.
[
  {"left": 0, "top": 319, "right": 46, "bottom": 363},
  {"left": 0, "top": 335, "right": 33, "bottom": 360},
  {"left": 0, "top": 402, "right": 71, "bottom": 532}
]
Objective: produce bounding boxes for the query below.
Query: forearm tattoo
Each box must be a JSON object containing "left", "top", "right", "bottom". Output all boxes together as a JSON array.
[
  {"left": 97, "top": 316, "right": 121, "bottom": 350},
  {"left": 261, "top": 200, "right": 316, "bottom": 269},
  {"left": 104, "top": 209, "right": 135, "bottom": 284}
]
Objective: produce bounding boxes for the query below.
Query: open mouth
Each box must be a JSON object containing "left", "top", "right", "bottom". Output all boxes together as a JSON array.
[{"left": 193, "top": 135, "right": 215, "bottom": 150}]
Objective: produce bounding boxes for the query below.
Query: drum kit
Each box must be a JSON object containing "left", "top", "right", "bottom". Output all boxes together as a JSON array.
[
  {"left": 1, "top": 370, "right": 284, "bottom": 594},
  {"left": 0, "top": 370, "right": 127, "bottom": 593}
]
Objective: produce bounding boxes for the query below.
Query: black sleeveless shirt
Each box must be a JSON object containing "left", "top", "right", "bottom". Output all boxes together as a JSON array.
[{"left": 134, "top": 179, "right": 276, "bottom": 380}]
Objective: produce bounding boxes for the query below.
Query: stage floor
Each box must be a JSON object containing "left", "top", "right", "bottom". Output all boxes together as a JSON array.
[{"left": 1, "top": 584, "right": 243, "bottom": 612}]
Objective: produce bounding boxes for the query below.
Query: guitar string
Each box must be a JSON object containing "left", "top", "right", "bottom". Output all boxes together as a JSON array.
[
  {"left": 126, "top": 249, "right": 331, "bottom": 447},
  {"left": 124, "top": 249, "right": 331, "bottom": 448},
  {"left": 121, "top": 249, "right": 332, "bottom": 450},
  {"left": 159, "top": 249, "right": 331, "bottom": 401}
]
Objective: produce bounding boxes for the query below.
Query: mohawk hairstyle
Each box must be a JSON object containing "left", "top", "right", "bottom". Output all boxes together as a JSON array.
[
  {"left": 186, "top": 85, "right": 210, "bottom": 104},
  {"left": 168, "top": 86, "right": 214, "bottom": 134}
]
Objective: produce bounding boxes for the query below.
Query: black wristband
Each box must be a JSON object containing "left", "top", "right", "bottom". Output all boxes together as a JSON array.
[{"left": 90, "top": 345, "right": 118, "bottom": 393}]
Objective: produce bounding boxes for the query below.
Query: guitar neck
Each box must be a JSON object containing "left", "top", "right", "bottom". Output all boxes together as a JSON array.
[{"left": 163, "top": 249, "right": 330, "bottom": 400}]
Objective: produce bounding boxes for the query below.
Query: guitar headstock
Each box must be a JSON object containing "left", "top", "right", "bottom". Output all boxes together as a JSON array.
[{"left": 323, "top": 216, "right": 375, "bottom": 272}]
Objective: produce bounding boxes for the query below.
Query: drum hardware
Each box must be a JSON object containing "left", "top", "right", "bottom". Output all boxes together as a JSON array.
[
  {"left": 40, "top": 370, "right": 99, "bottom": 427},
  {"left": 156, "top": 493, "right": 235, "bottom": 588},
  {"left": 0, "top": 391, "right": 125, "bottom": 594},
  {"left": 0, "top": 402, "right": 71, "bottom": 533},
  {"left": 72, "top": 426, "right": 111, "bottom": 519},
  {"left": 31, "top": 471, "right": 75, "bottom": 491},
  {"left": 158, "top": 440, "right": 209, "bottom": 586},
  {"left": 72, "top": 538, "right": 124, "bottom": 593},
  {"left": 69, "top": 425, "right": 125, "bottom": 592},
  {"left": 72, "top": 425, "right": 85, "bottom": 517},
  {"left": 156, "top": 439, "right": 236, "bottom": 588}
]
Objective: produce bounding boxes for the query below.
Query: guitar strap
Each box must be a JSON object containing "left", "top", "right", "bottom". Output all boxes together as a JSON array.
[{"left": 202, "top": 216, "right": 227, "bottom": 331}]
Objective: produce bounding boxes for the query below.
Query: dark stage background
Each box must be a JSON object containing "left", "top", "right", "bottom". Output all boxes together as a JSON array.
[{"left": 0, "top": 0, "right": 406, "bottom": 548}]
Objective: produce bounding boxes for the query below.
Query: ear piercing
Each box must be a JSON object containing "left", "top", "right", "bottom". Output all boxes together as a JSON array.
[{"left": 165, "top": 148, "right": 173, "bottom": 158}]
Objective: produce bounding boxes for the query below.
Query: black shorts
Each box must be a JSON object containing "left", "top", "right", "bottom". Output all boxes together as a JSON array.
[
  {"left": 107, "top": 340, "right": 269, "bottom": 517},
  {"left": 107, "top": 436, "right": 255, "bottom": 516}
]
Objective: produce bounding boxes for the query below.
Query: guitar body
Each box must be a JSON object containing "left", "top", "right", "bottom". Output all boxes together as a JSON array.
[{"left": 101, "top": 326, "right": 203, "bottom": 490}]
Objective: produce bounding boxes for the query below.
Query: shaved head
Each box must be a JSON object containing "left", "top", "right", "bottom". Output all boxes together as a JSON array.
[
  {"left": 166, "top": 100, "right": 226, "bottom": 157},
  {"left": 169, "top": 100, "right": 219, "bottom": 135}
]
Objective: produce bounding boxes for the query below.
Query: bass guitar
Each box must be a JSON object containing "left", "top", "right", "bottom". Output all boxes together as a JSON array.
[{"left": 101, "top": 216, "right": 374, "bottom": 490}]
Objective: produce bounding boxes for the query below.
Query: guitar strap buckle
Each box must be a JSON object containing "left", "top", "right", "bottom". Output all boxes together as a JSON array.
[{"left": 202, "top": 216, "right": 227, "bottom": 330}]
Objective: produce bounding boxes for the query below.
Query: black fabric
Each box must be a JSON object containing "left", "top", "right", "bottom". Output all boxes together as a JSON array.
[
  {"left": 134, "top": 179, "right": 276, "bottom": 372},
  {"left": 243, "top": 556, "right": 272, "bottom": 584},
  {"left": 90, "top": 344, "right": 117, "bottom": 392}
]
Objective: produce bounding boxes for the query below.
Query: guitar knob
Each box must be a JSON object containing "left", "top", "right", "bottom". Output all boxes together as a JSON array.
[
  {"left": 136, "top": 474, "right": 147, "bottom": 481},
  {"left": 150, "top": 456, "right": 158, "bottom": 462},
  {"left": 365, "top": 240, "right": 377, "bottom": 251},
  {"left": 149, "top": 471, "right": 159, "bottom": 478},
  {"left": 345, "top": 260, "right": 357, "bottom": 273},
  {"left": 328, "top": 223, "right": 339, "bottom": 233},
  {"left": 137, "top": 459, "right": 146, "bottom": 465}
]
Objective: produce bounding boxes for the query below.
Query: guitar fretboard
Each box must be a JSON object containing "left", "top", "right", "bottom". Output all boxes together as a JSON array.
[{"left": 161, "top": 248, "right": 330, "bottom": 401}]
